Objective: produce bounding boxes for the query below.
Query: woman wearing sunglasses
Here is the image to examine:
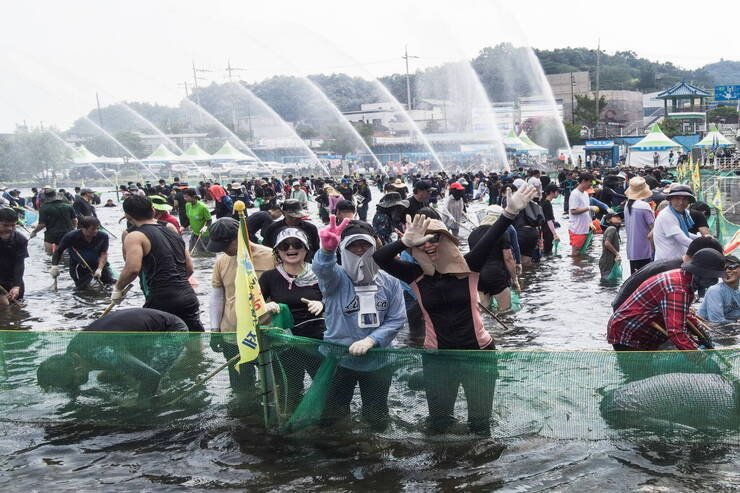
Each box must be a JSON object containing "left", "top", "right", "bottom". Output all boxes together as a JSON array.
[
  {"left": 259, "top": 227, "right": 325, "bottom": 412},
  {"left": 373, "top": 184, "right": 538, "bottom": 435}
]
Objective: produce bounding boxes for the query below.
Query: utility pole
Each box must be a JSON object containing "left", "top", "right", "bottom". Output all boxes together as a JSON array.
[
  {"left": 402, "top": 45, "right": 419, "bottom": 110},
  {"left": 177, "top": 81, "right": 192, "bottom": 126},
  {"left": 570, "top": 72, "right": 576, "bottom": 124},
  {"left": 594, "top": 39, "right": 601, "bottom": 137},
  {"left": 224, "top": 59, "right": 248, "bottom": 133},
  {"left": 96, "top": 92, "right": 104, "bottom": 129},
  {"left": 191, "top": 60, "right": 211, "bottom": 125}
]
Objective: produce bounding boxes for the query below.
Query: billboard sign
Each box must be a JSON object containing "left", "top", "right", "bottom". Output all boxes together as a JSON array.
[{"left": 714, "top": 85, "right": 740, "bottom": 101}]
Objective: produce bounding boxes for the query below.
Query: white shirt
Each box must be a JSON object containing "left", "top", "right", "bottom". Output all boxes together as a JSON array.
[
  {"left": 568, "top": 189, "right": 591, "bottom": 234},
  {"left": 652, "top": 208, "right": 698, "bottom": 261}
]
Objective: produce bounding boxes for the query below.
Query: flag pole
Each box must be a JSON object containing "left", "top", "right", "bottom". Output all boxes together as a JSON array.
[{"left": 233, "top": 200, "right": 279, "bottom": 428}]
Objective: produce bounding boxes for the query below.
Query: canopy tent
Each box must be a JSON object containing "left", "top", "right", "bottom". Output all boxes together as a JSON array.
[
  {"left": 178, "top": 143, "right": 212, "bottom": 161},
  {"left": 144, "top": 144, "right": 180, "bottom": 162},
  {"left": 518, "top": 131, "right": 548, "bottom": 153},
  {"left": 72, "top": 145, "right": 100, "bottom": 164},
  {"left": 626, "top": 123, "right": 681, "bottom": 167},
  {"left": 503, "top": 129, "right": 527, "bottom": 150},
  {"left": 694, "top": 124, "right": 735, "bottom": 149},
  {"left": 211, "top": 141, "right": 258, "bottom": 162}
]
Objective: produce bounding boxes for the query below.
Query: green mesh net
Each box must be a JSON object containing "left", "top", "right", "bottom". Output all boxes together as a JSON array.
[{"left": 2, "top": 330, "right": 739, "bottom": 442}]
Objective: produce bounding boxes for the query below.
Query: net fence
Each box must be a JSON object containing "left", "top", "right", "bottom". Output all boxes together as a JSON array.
[{"left": 1, "top": 329, "right": 738, "bottom": 442}]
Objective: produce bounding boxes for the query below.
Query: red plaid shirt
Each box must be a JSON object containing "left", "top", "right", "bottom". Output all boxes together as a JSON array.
[{"left": 608, "top": 268, "right": 698, "bottom": 350}]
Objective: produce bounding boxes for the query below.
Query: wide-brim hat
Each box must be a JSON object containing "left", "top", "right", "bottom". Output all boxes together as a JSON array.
[
  {"left": 665, "top": 184, "right": 696, "bottom": 203},
  {"left": 281, "top": 199, "right": 309, "bottom": 218},
  {"left": 149, "top": 195, "right": 172, "bottom": 212},
  {"left": 625, "top": 176, "right": 652, "bottom": 200},
  {"left": 378, "top": 192, "right": 409, "bottom": 209},
  {"left": 424, "top": 218, "right": 459, "bottom": 245},
  {"left": 681, "top": 248, "right": 727, "bottom": 279}
]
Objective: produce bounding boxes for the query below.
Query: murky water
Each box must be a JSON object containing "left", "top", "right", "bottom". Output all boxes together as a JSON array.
[{"left": 1, "top": 185, "right": 739, "bottom": 492}]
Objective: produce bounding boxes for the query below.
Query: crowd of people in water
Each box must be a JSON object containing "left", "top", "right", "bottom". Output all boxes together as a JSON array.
[{"left": 0, "top": 164, "right": 738, "bottom": 434}]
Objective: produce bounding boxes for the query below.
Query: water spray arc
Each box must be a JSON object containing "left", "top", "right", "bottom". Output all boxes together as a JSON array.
[{"left": 227, "top": 83, "right": 333, "bottom": 177}]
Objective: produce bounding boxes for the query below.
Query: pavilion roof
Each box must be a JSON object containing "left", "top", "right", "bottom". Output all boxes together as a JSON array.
[{"left": 656, "top": 81, "right": 710, "bottom": 99}]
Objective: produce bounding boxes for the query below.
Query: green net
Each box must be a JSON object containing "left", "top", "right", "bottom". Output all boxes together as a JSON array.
[
  {"left": 603, "top": 262, "right": 623, "bottom": 284},
  {"left": 2, "top": 330, "right": 739, "bottom": 442}
]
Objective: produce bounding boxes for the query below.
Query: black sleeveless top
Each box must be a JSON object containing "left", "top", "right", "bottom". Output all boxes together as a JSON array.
[{"left": 130, "top": 223, "right": 191, "bottom": 298}]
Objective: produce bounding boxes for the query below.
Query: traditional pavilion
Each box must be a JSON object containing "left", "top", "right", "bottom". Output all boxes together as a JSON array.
[{"left": 656, "top": 81, "right": 710, "bottom": 134}]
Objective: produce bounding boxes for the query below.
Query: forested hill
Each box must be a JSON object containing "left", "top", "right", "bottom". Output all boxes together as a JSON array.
[{"left": 532, "top": 47, "right": 739, "bottom": 92}]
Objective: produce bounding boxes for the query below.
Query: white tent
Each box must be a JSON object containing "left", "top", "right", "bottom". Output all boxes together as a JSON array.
[
  {"left": 211, "top": 141, "right": 258, "bottom": 162},
  {"left": 144, "top": 144, "right": 180, "bottom": 163},
  {"left": 503, "top": 129, "right": 527, "bottom": 150},
  {"left": 178, "top": 142, "right": 212, "bottom": 161},
  {"left": 518, "top": 131, "right": 548, "bottom": 154},
  {"left": 694, "top": 123, "right": 735, "bottom": 149},
  {"left": 626, "top": 124, "right": 682, "bottom": 167}
]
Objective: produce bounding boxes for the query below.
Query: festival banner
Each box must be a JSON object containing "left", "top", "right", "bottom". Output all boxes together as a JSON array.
[{"left": 235, "top": 219, "right": 266, "bottom": 369}]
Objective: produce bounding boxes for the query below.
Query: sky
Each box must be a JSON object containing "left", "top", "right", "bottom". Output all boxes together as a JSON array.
[{"left": 1, "top": 0, "right": 737, "bottom": 133}]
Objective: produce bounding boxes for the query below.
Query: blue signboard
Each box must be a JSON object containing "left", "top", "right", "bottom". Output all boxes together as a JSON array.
[{"left": 714, "top": 85, "right": 740, "bottom": 101}]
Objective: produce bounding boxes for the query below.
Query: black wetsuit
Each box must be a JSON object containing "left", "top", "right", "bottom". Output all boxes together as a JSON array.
[
  {"left": 0, "top": 231, "right": 28, "bottom": 298},
  {"left": 131, "top": 223, "right": 203, "bottom": 331},
  {"left": 53, "top": 229, "right": 115, "bottom": 288},
  {"left": 468, "top": 225, "right": 511, "bottom": 296},
  {"left": 68, "top": 308, "right": 188, "bottom": 398}
]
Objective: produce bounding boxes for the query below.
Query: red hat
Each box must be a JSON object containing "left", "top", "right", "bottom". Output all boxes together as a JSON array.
[{"left": 449, "top": 182, "right": 465, "bottom": 190}]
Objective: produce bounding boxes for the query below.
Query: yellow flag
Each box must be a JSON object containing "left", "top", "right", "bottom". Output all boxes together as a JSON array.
[
  {"left": 235, "top": 218, "right": 266, "bottom": 368},
  {"left": 712, "top": 182, "right": 722, "bottom": 211}
]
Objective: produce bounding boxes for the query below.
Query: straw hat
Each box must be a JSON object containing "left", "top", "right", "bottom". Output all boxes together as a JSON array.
[{"left": 624, "top": 176, "right": 652, "bottom": 201}]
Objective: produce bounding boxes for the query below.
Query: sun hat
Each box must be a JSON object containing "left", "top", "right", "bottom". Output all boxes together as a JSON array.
[
  {"left": 274, "top": 227, "right": 310, "bottom": 251},
  {"left": 149, "top": 195, "right": 173, "bottom": 212},
  {"left": 624, "top": 176, "right": 652, "bottom": 200},
  {"left": 281, "top": 199, "right": 309, "bottom": 218},
  {"left": 377, "top": 191, "right": 409, "bottom": 209},
  {"left": 665, "top": 184, "right": 696, "bottom": 203},
  {"left": 681, "top": 248, "right": 728, "bottom": 279},
  {"left": 206, "top": 218, "right": 239, "bottom": 253}
]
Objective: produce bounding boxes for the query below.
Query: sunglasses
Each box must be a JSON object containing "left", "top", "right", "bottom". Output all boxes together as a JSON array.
[
  {"left": 426, "top": 233, "right": 442, "bottom": 244},
  {"left": 726, "top": 264, "right": 740, "bottom": 271},
  {"left": 277, "top": 240, "right": 305, "bottom": 251}
]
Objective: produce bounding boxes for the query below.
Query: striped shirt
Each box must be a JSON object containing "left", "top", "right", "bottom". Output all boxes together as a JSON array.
[{"left": 607, "top": 268, "right": 698, "bottom": 350}]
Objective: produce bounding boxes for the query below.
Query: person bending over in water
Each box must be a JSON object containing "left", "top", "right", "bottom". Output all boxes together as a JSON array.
[{"left": 37, "top": 308, "right": 187, "bottom": 403}]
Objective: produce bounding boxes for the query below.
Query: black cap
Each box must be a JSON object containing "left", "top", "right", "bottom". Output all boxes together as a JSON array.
[
  {"left": 340, "top": 220, "right": 376, "bottom": 240},
  {"left": 681, "top": 248, "right": 727, "bottom": 279},
  {"left": 336, "top": 199, "right": 355, "bottom": 212},
  {"left": 413, "top": 180, "right": 432, "bottom": 192},
  {"left": 207, "top": 218, "right": 239, "bottom": 253},
  {"left": 544, "top": 183, "right": 560, "bottom": 195}
]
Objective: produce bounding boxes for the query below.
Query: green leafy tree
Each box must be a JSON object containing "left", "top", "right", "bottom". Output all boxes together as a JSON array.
[
  {"left": 658, "top": 118, "right": 682, "bottom": 137},
  {"left": 6, "top": 127, "right": 70, "bottom": 182},
  {"left": 707, "top": 106, "right": 738, "bottom": 124},
  {"left": 562, "top": 121, "right": 583, "bottom": 145},
  {"left": 573, "top": 94, "right": 607, "bottom": 127}
]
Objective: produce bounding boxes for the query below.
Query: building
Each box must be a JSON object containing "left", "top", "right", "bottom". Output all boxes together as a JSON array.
[
  {"left": 546, "top": 71, "right": 591, "bottom": 123},
  {"left": 593, "top": 90, "right": 644, "bottom": 136}
]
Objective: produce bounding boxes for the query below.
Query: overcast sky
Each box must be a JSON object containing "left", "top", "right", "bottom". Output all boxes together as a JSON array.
[{"left": 1, "top": 0, "right": 737, "bottom": 133}]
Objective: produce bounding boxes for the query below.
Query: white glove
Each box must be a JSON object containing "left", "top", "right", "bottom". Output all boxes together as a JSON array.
[
  {"left": 516, "top": 264, "right": 523, "bottom": 276},
  {"left": 615, "top": 254, "right": 621, "bottom": 262},
  {"left": 50, "top": 265, "right": 60, "bottom": 278},
  {"left": 607, "top": 208, "right": 616, "bottom": 214},
  {"left": 265, "top": 301, "right": 281, "bottom": 314},
  {"left": 93, "top": 267, "right": 103, "bottom": 279},
  {"left": 111, "top": 287, "right": 125, "bottom": 304},
  {"left": 504, "top": 184, "right": 538, "bottom": 216},
  {"left": 348, "top": 336, "right": 376, "bottom": 356},
  {"left": 401, "top": 214, "right": 434, "bottom": 247},
  {"left": 301, "top": 298, "right": 324, "bottom": 316},
  {"left": 199, "top": 225, "right": 208, "bottom": 235}
]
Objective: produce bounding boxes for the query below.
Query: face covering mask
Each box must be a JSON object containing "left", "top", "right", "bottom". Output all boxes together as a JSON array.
[{"left": 340, "top": 233, "right": 380, "bottom": 328}]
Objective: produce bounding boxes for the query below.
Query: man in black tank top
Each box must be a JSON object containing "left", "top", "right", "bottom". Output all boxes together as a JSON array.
[{"left": 112, "top": 195, "right": 204, "bottom": 331}]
